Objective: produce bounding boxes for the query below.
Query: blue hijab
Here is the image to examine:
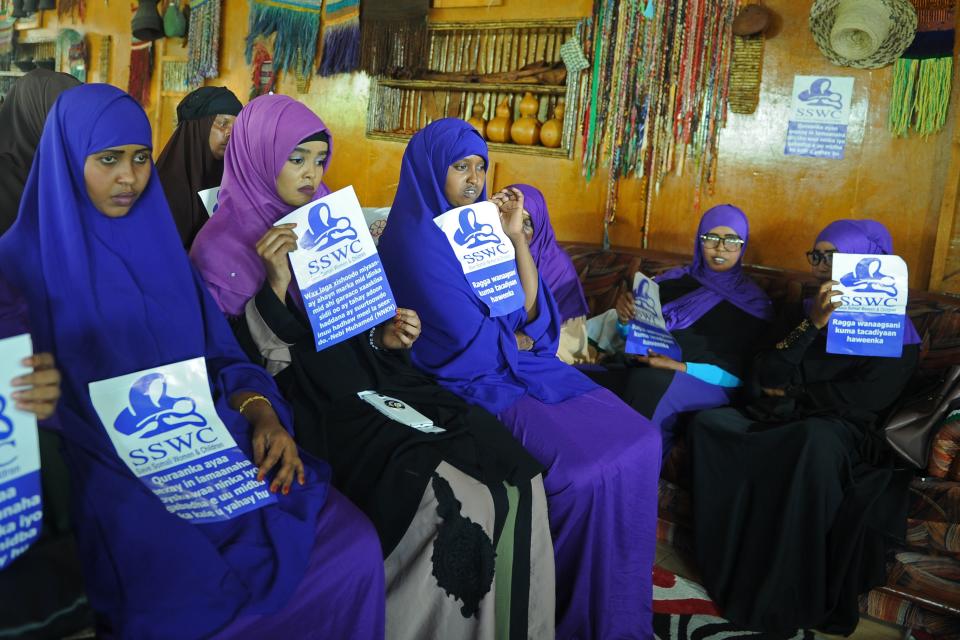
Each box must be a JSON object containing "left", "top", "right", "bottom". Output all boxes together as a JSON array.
[
  {"left": 378, "top": 118, "right": 595, "bottom": 415},
  {"left": 0, "top": 84, "right": 330, "bottom": 638}
]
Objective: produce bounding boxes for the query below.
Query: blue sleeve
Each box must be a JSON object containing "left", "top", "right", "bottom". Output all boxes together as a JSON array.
[{"left": 685, "top": 362, "right": 742, "bottom": 388}]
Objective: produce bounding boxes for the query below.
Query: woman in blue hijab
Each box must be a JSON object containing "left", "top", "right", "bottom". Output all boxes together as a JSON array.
[
  {"left": 378, "top": 118, "right": 661, "bottom": 639},
  {"left": 0, "top": 84, "right": 385, "bottom": 639}
]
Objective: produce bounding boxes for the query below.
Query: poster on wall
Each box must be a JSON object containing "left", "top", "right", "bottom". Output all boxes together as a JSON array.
[
  {"left": 784, "top": 75, "right": 854, "bottom": 160},
  {"left": 827, "top": 254, "right": 909, "bottom": 358}
]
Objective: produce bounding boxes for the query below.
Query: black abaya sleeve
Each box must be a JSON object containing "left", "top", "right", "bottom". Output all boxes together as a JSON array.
[{"left": 754, "top": 318, "right": 820, "bottom": 389}]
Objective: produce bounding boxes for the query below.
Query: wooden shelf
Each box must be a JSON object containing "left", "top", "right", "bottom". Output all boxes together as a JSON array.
[
  {"left": 429, "top": 18, "right": 580, "bottom": 31},
  {"left": 367, "top": 130, "right": 571, "bottom": 158},
  {"left": 0, "top": 70, "right": 27, "bottom": 77},
  {"left": 379, "top": 78, "right": 566, "bottom": 96}
]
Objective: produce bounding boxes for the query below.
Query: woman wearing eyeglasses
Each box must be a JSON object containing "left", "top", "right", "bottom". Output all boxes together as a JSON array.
[
  {"left": 687, "top": 219, "right": 921, "bottom": 634},
  {"left": 586, "top": 204, "right": 773, "bottom": 457}
]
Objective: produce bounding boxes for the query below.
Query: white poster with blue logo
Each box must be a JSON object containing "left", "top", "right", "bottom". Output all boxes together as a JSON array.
[
  {"left": 277, "top": 186, "right": 397, "bottom": 352},
  {"left": 0, "top": 334, "right": 42, "bottom": 570},
  {"left": 198, "top": 186, "right": 220, "bottom": 216},
  {"left": 784, "top": 75, "right": 854, "bottom": 160},
  {"left": 89, "top": 357, "right": 276, "bottom": 524},
  {"left": 434, "top": 202, "right": 525, "bottom": 317},
  {"left": 827, "top": 254, "right": 909, "bottom": 358},
  {"left": 624, "top": 273, "right": 683, "bottom": 360}
]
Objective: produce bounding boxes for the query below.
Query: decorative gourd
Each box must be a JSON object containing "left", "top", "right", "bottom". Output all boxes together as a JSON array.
[
  {"left": 540, "top": 99, "right": 564, "bottom": 148},
  {"left": 466, "top": 103, "right": 487, "bottom": 139},
  {"left": 486, "top": 98, "right": 513, "bottom": 143},
  {"left": 510, "top": 92, "right": 541, "bottom": 145}
]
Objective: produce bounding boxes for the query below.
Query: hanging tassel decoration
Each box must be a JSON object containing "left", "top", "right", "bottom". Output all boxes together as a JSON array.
[
  {"left": 245, "top": 0, "right": 323, "bottom": 77},
  {"left": 359, "top": 0, "right": 429, "bottom": 77},
  {"left": 187, "top": 0, "right": 221, "bottom": 83},
  {"left": 889, "top": 0, "right": 956, "bottom": 137},
  {"left": 128, "top": 40, "right": 154, "bottom": 107},
  {"left": 317, "top": 0, "right": 359, "bottom": 76},
  {"left": 250, "top": 41, "right": 276, "bottom": 99}
]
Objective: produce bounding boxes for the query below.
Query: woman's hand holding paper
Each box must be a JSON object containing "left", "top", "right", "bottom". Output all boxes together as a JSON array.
[
  {"left": 377, "top": 308, "right": 422, "bottom": 350},
  {"left": 11, "top": 353, "right": 61, "bottom": 420},
  {"left": 808, "top": 280, "right": 842, "bottom": 330},
  {"left": 256, "top": 223, "right": 298, "bottom": 302},
  {"left": 616, "top": 291, "right": 635, "bottom": 324}
]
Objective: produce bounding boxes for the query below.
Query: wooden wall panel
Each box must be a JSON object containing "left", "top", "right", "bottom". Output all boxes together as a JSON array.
[{"left": 34, "top": 0, "right": 957, "bottom": 289}]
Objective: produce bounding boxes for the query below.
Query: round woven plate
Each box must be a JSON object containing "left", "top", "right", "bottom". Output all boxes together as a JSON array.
[{"left": 809, "top": 0, "right": 917, "bottom": 69}]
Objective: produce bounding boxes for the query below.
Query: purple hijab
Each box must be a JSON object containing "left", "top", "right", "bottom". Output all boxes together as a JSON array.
[
  {"left": 656, "top": 204, "right": 773, "bottom": 330},
  {"left": 191, "top": 94, "right": 332, "bottom": 316},
  {"left": 377, "top": 118, "right": 595, "bottom": 415},
  {"left": 510, "top": 183, "right": 589, "bottom": 323},
  {"left": 0, "top": 84, "right": 330, "bottom": 638},
  {"left": 815, "top": 219, "right": 922, "bottom": 345}
]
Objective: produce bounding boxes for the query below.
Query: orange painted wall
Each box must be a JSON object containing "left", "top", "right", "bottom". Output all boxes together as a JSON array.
[{"left": 37, "top": 0, "right": 956, "bottom": 288}]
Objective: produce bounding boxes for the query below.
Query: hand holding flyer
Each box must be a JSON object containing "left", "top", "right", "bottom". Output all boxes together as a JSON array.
[
  {"left": 827, "top": 253, "right": 909, "bottom": 357},
  {"left": 0, "top": 334, "right": 42, "bottom": 569},
  {"left": 624, "top": 273, "right": 683, "bottom": 361},
  {"left": 276, "top": 186, "right": 398, "bottom": 351}
]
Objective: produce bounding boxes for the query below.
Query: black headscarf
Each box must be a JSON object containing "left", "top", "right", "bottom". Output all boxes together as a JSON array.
[
  {"left": 156, "top": 86, "right": 242, "bottom": 247},
  {"left": 0, "top": 69, "right": 80, "bottom": 235}
]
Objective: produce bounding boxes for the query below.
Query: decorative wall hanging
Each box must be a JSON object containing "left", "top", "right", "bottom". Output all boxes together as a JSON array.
[
  {"left": 98, "top": 34, "right": 111, "bottom": 83},
  {"left": 0, "top": 19, "right": 13, "bottom": 61},
  {"left": 581, "top": 0, "right": 739, "bottom": 241},
  {"left": 57, "top": 27, "right": 85, "bottom": 81},
  {"left": 186, "top": 0, "right": 220, "bottom": 82},
  {"left": 359, "top": 0, "right": 429, "bottom": 77},
  {"left": 317, "top": 0, "right": 359, "bottom": 76},
  {"left": 128, "top": 39, "right": 153, "bottom": 107},
  {"left": 56, "top": 0, "right": 81, "bottom": 20},
  {"left": 132, "top": 0, "right": 165, "bottom": 42},
  {"left": 809, "top": 0, "right": 917, "bottom": 69},
  {"left": 559, "top": 34, "right": 589, "bottom": 160},
  {"left": 249, "top": 41, "right": 275, "bottom": 99},
  {"left": 245, "top": 0, "right": 321, "bottom": 77},
  {"left": 728, "top": 2, "right": 770, "bottom": 115},
  {"left": 161, "top": 58, "right": 191, "bottom": 92},
  {"left": 889, "top": 0, "right": 956, "bottom": 137},
  {"left": 163, "top": 0, "right": 187, "bottom": 38}
]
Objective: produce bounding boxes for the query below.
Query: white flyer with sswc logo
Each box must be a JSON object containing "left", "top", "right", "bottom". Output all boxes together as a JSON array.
[
  {"left": 277, "top": 186, "right": 397, "bottom": 352},
  {"left": 625, "top": 273, "right": 682, "bottom": 361},
  {"left": 0, "top": 333, "right": 42, "bottom": 570},
  {"left": 828, "top": 254, "right": 909, "bottom": 358},
  {"left": 434, "top": 201, "right": 525, "bottom": 317},
  {"left": 89, "top": 357, "right": 275, "bottom": 524}
]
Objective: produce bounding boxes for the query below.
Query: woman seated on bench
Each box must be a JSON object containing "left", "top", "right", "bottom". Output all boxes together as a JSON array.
[
  {"left": 0, "top": 84, "right": 385, "bottom": 639},
  {"left": 689, "top": 219, "right": 921, "bottom": 634},
  {"left": 190, "top": 95, "right": 555, "bottom": 639},
  {"left": 586, "top": 204, "right": 773, "bottom": 457}
]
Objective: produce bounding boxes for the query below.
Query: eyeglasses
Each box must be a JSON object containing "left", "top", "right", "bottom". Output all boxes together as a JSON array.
[
  {"left": 211, "top": 116, "right": 236, "bottom": 133},
  {"left": 806, "top": 250, "right": 836, "bottom": 266},
  {"left": 521, "top": 214, "right": 534, "bottom": 236},
  {"left": 700, "top": 234, "right": 745, "bottom": 251}
]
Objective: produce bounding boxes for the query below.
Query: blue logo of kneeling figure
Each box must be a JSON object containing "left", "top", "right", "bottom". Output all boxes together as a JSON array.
[
  {"left": 0, "top": 395, "right": 15, "bottom": 466},
  {"left": 114, "top": 373, "right": 207, "bottom": 439},
  {"left": 453, "top": 208, "right": 501, "bottom": 249},
  {"left": 299, "top": 202, "right": 358, "bottom": 252},
  {"left": 633, "top": 279, "right": 658, "bottom": 317},
  {"left": 840, "top": 257, "right": 897, "bottom": 296},
  {"left": 798, "top": 78, "right": 843, "bottom": 111}
]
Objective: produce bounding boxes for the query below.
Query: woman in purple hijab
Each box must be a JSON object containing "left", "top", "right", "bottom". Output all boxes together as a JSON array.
[
  {"left": 378, "top": 118, "right": 661, "bottom": 639},
  {"left": 688, "top": 219, "right": 920, "bottom": 634},
  {"left": 191, "top": 96, "right": 556, "bottom": 639},
  {"left": 585, "top": 204, "right": 773, "bottom": 457},
  {"left": 0, "top": 84, "right": 385, "bottom": 639},
  {"left": 509, "top": 184, "right": 594, "bottom": 365}
]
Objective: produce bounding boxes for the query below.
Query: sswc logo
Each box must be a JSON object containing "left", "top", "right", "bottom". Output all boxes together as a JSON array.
[
  {"left": 114, "top": 373, "right": 207, "bottom": 439},
  {"left": 113, "top": 373, "right": 219, "bottom": 467},
  {"left": 299, "top": 202, "right": 359, "bottom": 252},
  {"left": 633, "top": 279, "right": 658, "bottom": 317},
  {"left": 840, "top": 257, "right": 897, "bottom": 297},
  {"left": 0, "top": 395, "right": 15, "bottom": 467},
  {"left": 796, "top": 78, "right": 843, "bottom": 117},
  {"left": 453, "top": 208, "right": 501, "bottom": 249}
]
